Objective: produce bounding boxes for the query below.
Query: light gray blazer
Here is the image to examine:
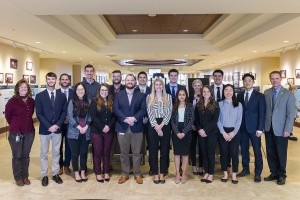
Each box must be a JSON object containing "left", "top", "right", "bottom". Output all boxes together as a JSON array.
[{"left": 264, "top": 86, "right": 295, "bottom": 136}]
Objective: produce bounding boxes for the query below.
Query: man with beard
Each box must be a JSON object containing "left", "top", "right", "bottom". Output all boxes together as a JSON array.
[
  {"left": 108, "top": 70, "right": 125, "bottom": 170},
  {"left": 35, "top": 72, "right": 67, "bottom": 186},
  {"left": 113, "top": 74, "right": 147, "bottom": 184},
  {"left": 57, "top": 73, "right": 74, "bottom": 175},
  {"left": 82, "top": 64, "right": 100, "bottom": 101}
]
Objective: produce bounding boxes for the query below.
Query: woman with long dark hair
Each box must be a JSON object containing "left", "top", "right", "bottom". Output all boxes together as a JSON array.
[
  {"left": 67, "top": 82, "right": 91, "bottom": 183},
  {"left": 90, "top": 83, "right": 115, "bottom": 182},
  {"left": 171, "top": 89, "right": 194, "bottom": 184},
  {"left": 5, "top": 79, "right": 35, "bottom": 186},
  {"left": 218, "top": 84, "right": 242, "bottom": 184},
  {"left": 195, "top": 85, "right": 220, "bottom": 183},
  {"left": 147, "top": 78, "right": 172, "bottom": 184}
]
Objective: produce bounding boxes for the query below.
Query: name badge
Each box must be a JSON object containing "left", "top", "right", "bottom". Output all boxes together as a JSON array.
[{"left": 119, "top": 132, "right": 125, "bottom": 135}]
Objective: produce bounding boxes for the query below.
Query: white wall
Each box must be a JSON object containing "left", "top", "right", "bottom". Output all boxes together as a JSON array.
[{"left": 280, "top": 49, "right": 300, "bottom": 85}]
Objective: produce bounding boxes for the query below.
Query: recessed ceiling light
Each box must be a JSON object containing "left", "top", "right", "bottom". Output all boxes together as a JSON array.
[
  {"left": 233, "top": 57, "right": 237, "bottom": 58},
  {"left": 98, "top": 65, "right": 101, "bottom": 66},
  {"left": 62, "top": 51, "right": 66, "bottom": 53},
  {"left": 105, "top": 67, "right": 107, "bottom": 68},
  {"left": 35, "top": 42, "right": 41, "bottom": 44},
  {"left": 184, "top": 55, "right": 188, "bottom": 57},
  {"left": 106, "top": 55, "right": 117, "bottom": 57},
  {"left": 221, "top": 61, "right": 224, "bottom": 62},
  {"left": 132, "top": 30, "right": 137, "bottom": 32},
  {"left": 79, "top": 58, "right": 82, "bottom": 59},
  {"left": 183, "top": 30, "right": 188, "bottom": 32},
  {"left": 90, "top": 62, "right": 93, "bottom": 63},
  {"left": 148, "top": 14, "right": 156, "bottom": 17},
  {"left": 253, "top": 50, "right": 257, "bottom": 52},
  {"left": 283, "top": 40, "right": 289, "bottom": 43},
  {"left": 129, "top": 55, "right": 132, "bottom": 57}
]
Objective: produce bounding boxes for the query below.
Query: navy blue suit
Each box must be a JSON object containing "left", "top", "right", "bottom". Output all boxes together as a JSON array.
[
  {"left": 113, "top": 89, "right": 147, "bottom": 133},
  {"left": 237, "top": 90, "right": 266, "bottom": 175},
  {"left": 35, "top": 89, "right": 67, "bottom": 135},
  {"left": 57, "top": 88, "right": 74, "bottom": 168},
  {"left": 165, "top": 83, "right": 186, "bottom": 104}
]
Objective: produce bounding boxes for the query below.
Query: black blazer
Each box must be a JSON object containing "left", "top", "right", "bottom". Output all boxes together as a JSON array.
[
  {"left": 171, "top": 103, "right": 195, "bottom": 134},
  {"left": 237, "top": 90, "right": 266, "bottom": 133},
  {"left": 135, "top": 86, "right": 151, "bottom": 96},
  {"left": 90, "top": 99, "right": 116, "bottom": 134},
  {"left": 194, "top": 105, "right": 220, "bottom": 135},
  {"left": 109, "top": 84, "right": 125, "bottom": 99}
]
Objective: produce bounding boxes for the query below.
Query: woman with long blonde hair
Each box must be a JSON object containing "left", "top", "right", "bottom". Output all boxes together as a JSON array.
[{"left": 146, "top": 78, "right": 172, "bottom": 184}]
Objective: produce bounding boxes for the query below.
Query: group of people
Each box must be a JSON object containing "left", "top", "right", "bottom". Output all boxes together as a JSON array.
[{"left": 5, "top": 65, "right": 296, "bottom": 187}]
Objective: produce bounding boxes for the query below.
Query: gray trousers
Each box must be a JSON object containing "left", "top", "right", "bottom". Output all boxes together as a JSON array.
[
  {"left": 40, "top": 133, "right": 62, "bottom": 177},
  {"left": 117, "top": 128, "right": 143, "bottom": 176}
]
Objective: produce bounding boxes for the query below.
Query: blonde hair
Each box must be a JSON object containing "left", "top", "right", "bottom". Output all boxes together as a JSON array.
[
  {"left": 149, "top": 78, "right": 169, "bottom": 107},
  {"left": 192, "top": 79, "right": 203, "bottom": 87},
  {"left": 288, "top": 82, "right": 297, "bottom": 91}
]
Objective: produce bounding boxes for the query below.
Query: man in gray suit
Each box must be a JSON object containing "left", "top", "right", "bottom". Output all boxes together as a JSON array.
[{"left": 264, "top": 71, "right": 295, "bottom": 185}]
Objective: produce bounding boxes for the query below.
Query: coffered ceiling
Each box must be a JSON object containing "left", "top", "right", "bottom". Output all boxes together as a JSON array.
[{"left": 1, "top": 0, "right": 300, "bottom": 74}]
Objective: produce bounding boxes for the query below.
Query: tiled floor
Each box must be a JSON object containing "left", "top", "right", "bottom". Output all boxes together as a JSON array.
[{"left": 0, "top": 124, "right": 300, "bottom": 200}]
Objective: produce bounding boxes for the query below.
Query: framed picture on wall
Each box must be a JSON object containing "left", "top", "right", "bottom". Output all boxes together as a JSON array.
[
  {"left": 30, "top": 75, "right": 36, "bottom": 84},
  {"left": 5, "top": 73, "right": 13, "bottom": 83},
  {"left": 287, "top": 78, "right": 294, "bottom": 85},
  {"left": 23, "top": 75, "right": 29, "bottom": 83},
  {"left": 253, "top": 73, "right": 256, "bottom": 80},
  {"left": 26, "top": 61, "right": 33, "bottom": 71},
  {"left": 295, "top": 69, "right": 300, "bottom": 79},
  {"left": 0, "top": 73, "right": 3, "bottom": 83},
  {"left": 10, "top": 58, "right": 18, "bottom": 69},
  {"left": 280, "top": 70, "right": 286, "bottom": 78}
]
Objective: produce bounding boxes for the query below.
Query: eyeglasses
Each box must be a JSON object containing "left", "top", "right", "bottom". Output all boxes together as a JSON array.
[
  {"left": 113, "top": 76, "right": 121, "bottom": 78},
  {"left": 100, "top": 89, "right": 108, "bottom": 92}
]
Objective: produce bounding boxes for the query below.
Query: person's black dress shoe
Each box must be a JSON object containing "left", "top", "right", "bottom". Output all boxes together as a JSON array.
[
  {"left": 81, "top": 178, "right": 88, "bottom": 182},
  {"left": 206, "top": 179, "right": 213, "bottom": 184},
  {"left": 277, "top": 177, "right": 286, "bottom": 185},
  {"left": 288, "top": 136, "right": 298, "bottom": 141},
  {"left": 159, "top": 179, "right": 166, "bottom": 184},
  {"left": 254, "top": 175, "right": 261, "bottom": 183},
  {"left": 53, "top": 174, "right": 63, "bottom": 184},
  {"left": 75, "top": 178, "right": 82, "bottom": 183},
  {"left": 193, "top": 171, "right": 198, "bottom": 175},
  {"left": 264, "top": 174, "right": 278, "bottom": 181},
  {"left": 198, "top": 172, "right": 204, "bottom": 176},
  {"left": 153, "top": 179, "right": 160, "bottom": 184},
  {"left": 149, "top": 171, "right": 153, "bottom": 176},
  {"left": 41, "top": 176, "right": 48, "bottom": 186},
  {"left": 232, "top": 179, "right": 238, "bottom": 184},
  {"left": 237, "top": 170, "right": 250, "bottom": 177},
  {"left": 200, "top": 178, "right": 207, "bottom": 182},
  {"left": 97, "top": 178, "right": 104, "bottom": 183},
  {"left": 104, "top": 178, "right": 110, "bottom": 182},
  {"left": 221, "top": 178, "right": 228, "bottom": 182}
]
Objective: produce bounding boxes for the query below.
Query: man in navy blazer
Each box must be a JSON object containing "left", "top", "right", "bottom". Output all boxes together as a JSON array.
[
  {"left": 113, "top": 74, "right": 147, "bottom": 184},
  {"left": 237, "top": 73, "right": 266, "bottom": 182},
  {"left": 57, "top": 73, "right": 74, "bottom": 175},
  {"left": 35, "top": 72, "right": 67, "bottom": 186},
  {"left": 165, "top": 68, "right": 187, "bottom": 104}
]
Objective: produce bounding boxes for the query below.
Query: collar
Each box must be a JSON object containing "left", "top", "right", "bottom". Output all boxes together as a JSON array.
[
  {"left": 244, "top": 88, "right": 254, "bottom": 95},
  {"left": 272, "top": 85, "right": 282, "bottom": 93},
  {"left": 47, "top": 89, "right": 56, "bottom": 95}
]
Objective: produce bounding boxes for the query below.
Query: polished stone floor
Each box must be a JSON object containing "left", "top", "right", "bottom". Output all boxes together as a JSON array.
[{"left": 0, "top": 124, "right": 300, "bottom": 200}]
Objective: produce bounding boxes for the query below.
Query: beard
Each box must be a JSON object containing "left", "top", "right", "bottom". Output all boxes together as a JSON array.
[
  {"left": 47, "top": 82, "right": 56, "bottom": 87},
  {"left": 113, "top": 79, "right": 121, "bottom": 85},
  {"left": 60, "top": 82, "right": 70, "bottom": 87},
  {"left": 126, "top": 84, "right": 135, "bottom": 89}
]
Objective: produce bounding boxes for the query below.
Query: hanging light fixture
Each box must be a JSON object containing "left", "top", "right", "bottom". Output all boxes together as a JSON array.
[
  {"left": 282, "top": 47, "right": 286, "bottom": 53},
  {"left": 271, "top": 50, "right": 274, "bottom": 55},
  {"left": 12, "top": 41, "right": 17, "bottom": 48},
  {"left": 295, "top": 44, "right": 299, "bottom": 50},
  {"left": 24, "top": 45, "right": 28, "bottom": 51}
]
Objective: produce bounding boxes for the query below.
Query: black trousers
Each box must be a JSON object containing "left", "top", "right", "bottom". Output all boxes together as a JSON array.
[
  {"left": 68, "top": 134, "right": 90, "bottom": 172},
  {"left": 59, "top": 123, "right": 71, "bottom": 168},
  {"left": 148, "top": 118, "right": 171, "bottom": 175},
  {"left": 265, "top": 126, "right": 288, "bottom": 178},
  {"left": 8, "top": 132, "right": 35, "bottom": 181},
  {"left": 219, "top": 127, "right": 241, "bottom": 173},
  {"left": 198, "top": 132, "right": 218, "bottom": 175},
  {"left": 190, "top": 130, "right": 203, "bottom": 167}
]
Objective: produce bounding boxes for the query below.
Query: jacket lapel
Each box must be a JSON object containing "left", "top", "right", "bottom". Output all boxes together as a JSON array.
[{"left": 44, "top": 90, "right": 54, "bottom": 109}]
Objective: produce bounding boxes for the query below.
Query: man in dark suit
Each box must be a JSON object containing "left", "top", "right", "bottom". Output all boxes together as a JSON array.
[
  {"left": 35, "top": 72, "right": 67, "bottom": 187},
  {"left": 109, "top": 70, "right": 125, "bottom": 170},
  {"left": 82, "top": 64, "right": 100, "bottom": 101},
  {"left": 113, "top": 74, "right": 147, "bottom": 184},
  {"left": 237, "top": 73, "right": 266, "bottom": 182},
  {"left": 57, "top": 73, "right": 74, "bottom": 175},
  {"left": 135, "top": 71, "right": 152, "bottom": 174},
  {"left": 165, "top": 68, "right": 186, "bottom": 104},
  {"left": 264, "top": 71, "right": 295, "bottom": 185}
]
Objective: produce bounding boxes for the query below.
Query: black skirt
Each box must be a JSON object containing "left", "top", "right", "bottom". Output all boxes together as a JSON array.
[{"left": 172, "top": 122, "right": 192, "bottom": 156}]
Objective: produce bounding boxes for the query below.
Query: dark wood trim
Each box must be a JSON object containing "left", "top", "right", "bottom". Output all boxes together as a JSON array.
[{"left": 0, "top": 118, "right": 38, "bottom": 134}]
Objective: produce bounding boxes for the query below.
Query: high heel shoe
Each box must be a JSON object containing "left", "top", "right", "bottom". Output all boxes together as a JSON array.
[
  {"left": 193, "top": 171, "right": 198, "bottom": 175},
  {"left": 200, "top": 178, "right": 207, "bottom": 182},
  {"left": 232, "top": 179, "right": 238, "bottom": 184},
  {"left": 97, "top": 178, "right": 104, "bottom": 183},
  {"left": 75, "top": 178, "right": 82, "bottom": 183},
  {"left": 104, "top": 178, "right": 110, "bottom": 182},
  {"left": 221, "top": 178, "right": 228, "bottom": 182},
  {"left": 175, "top": 179, "right": 180, "bottom": 184},
  {"left": 81, "top": 178, "right": 88, "bottom": 182},
  {"left": 153, "top": 179, "right": 160, "bottom": 184}
]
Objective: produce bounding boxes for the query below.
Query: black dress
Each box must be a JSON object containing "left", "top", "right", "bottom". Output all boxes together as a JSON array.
[{"left": 172, "top": 122, "right": 192, "bottom": 155}]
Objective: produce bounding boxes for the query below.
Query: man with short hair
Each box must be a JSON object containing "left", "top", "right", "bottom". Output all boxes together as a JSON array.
[
  {"left": 237, "top": 73, "right": 266, "bottom": 182},
  {"left": 82, "top": 64, "right": 100, "bottom": 101},
  {"left": 212, "top": 69, "right": 224, "bottom": 102},
  {"left": 113, "top": 74, "right": 147, "bottom": 184},
  {"left": 165, "top": 68, "right": 186, "bottom": 104},
  {"left": 57, "top": 73, "right": 74, "bottom": 175},
  {"left": 35, "top": 72, "right": 67, "bottom": 186},
  {"left": 264, "top": 71, "right": 295, "bottom": 185},
  {"left": 109, "top": 70, "right": 125, "bottom": 170}
]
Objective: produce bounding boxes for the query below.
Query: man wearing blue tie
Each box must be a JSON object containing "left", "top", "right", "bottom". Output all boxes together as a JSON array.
[{"left": 237, "top": 73, "right": 266, "bottom": 182}]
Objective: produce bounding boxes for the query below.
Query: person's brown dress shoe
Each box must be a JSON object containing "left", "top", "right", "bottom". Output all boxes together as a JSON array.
[
  {"left": 134, "top": 176, "right": 143, "bottom": 184},
  {"left": 23, "top": 178, "right": 31, "bottom": 185},
  {"left": 59, "top": 167, "right": 63, "bottom": 175},
  {"left": 118, "top": 176, "right": 129, "bottom": 184},
  {"left": 16, "top": 180, "right": 24, "bottom": 186},
  {"left": 64, "top": 166, "right": 71, "bottom": 174}
]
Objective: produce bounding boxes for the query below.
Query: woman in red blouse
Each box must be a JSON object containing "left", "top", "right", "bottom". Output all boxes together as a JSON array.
[{"left": 5, "top": 79, "right": 35, "bottom": 186}]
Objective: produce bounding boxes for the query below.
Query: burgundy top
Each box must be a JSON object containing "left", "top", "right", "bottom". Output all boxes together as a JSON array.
[{"left": 5, "top": 97, "right": 35, "bottom": 133}]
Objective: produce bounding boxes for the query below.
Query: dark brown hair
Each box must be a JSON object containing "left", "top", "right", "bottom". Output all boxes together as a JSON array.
[
  {"left": 14, "top": 79, "right": 32, "bottom": 98},
  {"left": 172, "top": 89, "right": 189, "bottom": 114},
  {"left": 197, "top": 85, "right": 217, "bottom": 112},
  {"left": 94, "top": 83, "right": 113, "bottom": 111}
]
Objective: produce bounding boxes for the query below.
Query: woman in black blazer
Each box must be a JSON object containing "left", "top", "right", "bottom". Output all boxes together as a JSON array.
[
  {"left": 90, "top": 83, "right": 115, "bottom": 182},
  {"left": 188, "top": 79, "right": 204, "bottom": 175},
  {"left": 171, "top": 89, "right": 195, "bottom": 184},
  {"left": 195, "top": 85, "right": 220, "bottom": 183}
]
